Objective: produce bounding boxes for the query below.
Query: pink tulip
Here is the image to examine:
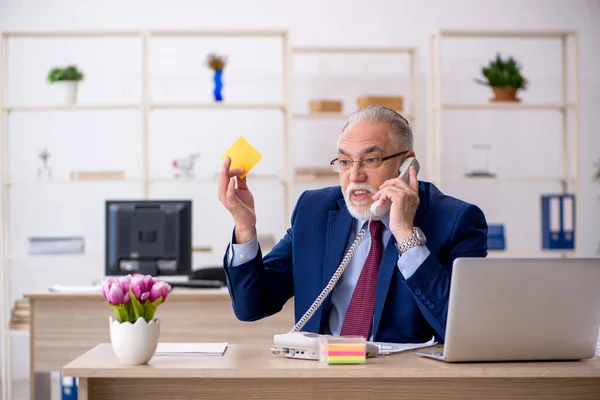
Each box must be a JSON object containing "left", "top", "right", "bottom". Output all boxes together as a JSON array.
[
  {"left": 140, "top": 292, "right": 150, "bottom": 302},
  {"left": 106, "top": 283, "right": 124, "bottom": 305},
  {"left": 101, "top": 278, "right": 121, "bottom": 301},
  {"left": 130, "top": 274, "right": 146, "bottom": 300},
  {"left": 143, "top": 275, "right": 154, "bottom": 291},
  {"left": 101, "top": 278, "right": 114, "bottom": 301},
  {"left": 119, "top": 274, "right": 132, "bottom": 293},
  {"left": 123, "top": 291, "right": 130, "bottom": 304},
  {"left": 150, "top": 281, "right": 171, "bottom": 302}
]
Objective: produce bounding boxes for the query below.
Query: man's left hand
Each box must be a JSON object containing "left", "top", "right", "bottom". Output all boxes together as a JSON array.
[{"left": 372, "top": 166, "right": 420, "bottom": 242}]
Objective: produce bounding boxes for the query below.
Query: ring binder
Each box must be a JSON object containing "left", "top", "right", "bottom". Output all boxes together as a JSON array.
[{"left": 541, "top": 194, "right": 575, "bottom": 250}]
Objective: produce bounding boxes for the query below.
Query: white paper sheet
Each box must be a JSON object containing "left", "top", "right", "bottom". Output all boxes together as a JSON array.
[
  {"left": 155, "top": 342, "right": 228, "bottom": 356},
  {"left": 48, "top": 284, "right": 102, "bottom": 293},
  {"left": 369, "top": 336, "right": 437, "bottom": 356}
]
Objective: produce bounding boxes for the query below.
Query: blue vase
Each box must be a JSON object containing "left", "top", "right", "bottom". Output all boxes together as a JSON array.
[{"left": 213, "top": 69, "right": 223, "bottom": 102}]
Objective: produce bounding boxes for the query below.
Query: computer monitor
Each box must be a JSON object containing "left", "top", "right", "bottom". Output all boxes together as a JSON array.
[{"left": 105, "top": 200, "right": 192, "bottom": 277}]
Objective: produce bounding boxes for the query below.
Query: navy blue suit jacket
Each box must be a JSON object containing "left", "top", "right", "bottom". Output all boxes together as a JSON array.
[{"left": 223, "top": 181, "right": 488, "bottom": 343}]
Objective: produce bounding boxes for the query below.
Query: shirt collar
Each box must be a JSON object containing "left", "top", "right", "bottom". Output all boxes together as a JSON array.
[{"left": 355, "top": 213, "right": 391, "bottom": 235}]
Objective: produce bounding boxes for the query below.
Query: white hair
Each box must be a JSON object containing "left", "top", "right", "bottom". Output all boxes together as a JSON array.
[{"left": 341, "top": 104, "right": 413, "bottom": 150}]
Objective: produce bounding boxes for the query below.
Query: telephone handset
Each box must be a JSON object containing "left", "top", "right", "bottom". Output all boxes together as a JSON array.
[
  {"left": 370, "top": 157, "right": 420, "bottom": 219},
  {"left": 271, "top": 157, "right": 420, "bottom": 360}
]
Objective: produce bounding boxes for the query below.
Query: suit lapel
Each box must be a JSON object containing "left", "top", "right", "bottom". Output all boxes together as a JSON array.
[
  {"left": 315, "top": 199, "right": 354, "bottom": 333},
  {"left": 371, "top": 182, "right": 429, "bottom": 339}
]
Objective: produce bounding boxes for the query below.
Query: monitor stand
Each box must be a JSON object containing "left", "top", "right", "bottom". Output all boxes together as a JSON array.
[
  {"left": 159, "top": 275, "right": 190, "bottom": 283},
  {"left": 137, "top": 261, "right": 158, "bottom": 276}
]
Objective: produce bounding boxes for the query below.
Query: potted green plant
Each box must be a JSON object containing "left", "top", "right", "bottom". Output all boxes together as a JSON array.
[
  {"left": 47, "top": 65, "right": 85, "bottom": 105},
  {"left": 474, "top": 53, "right": 528, "bottom": 102}
]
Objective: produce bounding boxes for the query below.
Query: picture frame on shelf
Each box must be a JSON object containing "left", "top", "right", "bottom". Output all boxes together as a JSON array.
[{"left": 465, "top": 144, "right": 496, "bottom": 178}]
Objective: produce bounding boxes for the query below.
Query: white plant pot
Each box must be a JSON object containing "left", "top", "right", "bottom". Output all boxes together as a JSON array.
[
  {"left": 109, "top": 316, "right": 160, "bottom": 365},
  {"left": 49, "top": 81, "right": 78, "bottom": 105}
]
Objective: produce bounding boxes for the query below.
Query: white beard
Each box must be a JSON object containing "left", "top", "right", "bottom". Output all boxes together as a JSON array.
[{"left": 342, "top": 182, "right": 378, "bottom": 220}]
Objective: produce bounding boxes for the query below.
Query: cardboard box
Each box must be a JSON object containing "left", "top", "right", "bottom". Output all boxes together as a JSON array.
[
  {"left": 70, "top": 170, "right": 125, "bottom": 180},
  {"left": 309, "top": 100, "right": 343, "bottom": 113},
  {"left": 357, "top": 96, "right": 403, "bottom": 111}
]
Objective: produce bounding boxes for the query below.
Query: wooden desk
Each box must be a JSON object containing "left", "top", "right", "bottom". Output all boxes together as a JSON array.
[
  {"left": 24, "top": 289, "right": 294, "bottom": 400},
  {"left": 62, "top": 343, "right": 600, "bottom": 399}
]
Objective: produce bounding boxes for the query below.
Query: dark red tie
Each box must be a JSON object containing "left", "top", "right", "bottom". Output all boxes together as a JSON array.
[{"left": 341, "top": 220, "right": 384, "bottom": 339}]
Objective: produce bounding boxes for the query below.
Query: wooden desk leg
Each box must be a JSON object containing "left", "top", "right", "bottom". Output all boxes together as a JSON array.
[
  {"left": 29, "top": 300, "right": 35, "bottom": 400},
  {"left": 78, "top": 378, "right": 88, "bottom": 400},
  {"left": 29, "top": 302, "right": 51, "bottom": 400}
]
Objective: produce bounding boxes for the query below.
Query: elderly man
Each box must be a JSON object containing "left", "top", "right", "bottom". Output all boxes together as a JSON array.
[{"left": 217, "top": 105, "right": 488, "bottom": 343}]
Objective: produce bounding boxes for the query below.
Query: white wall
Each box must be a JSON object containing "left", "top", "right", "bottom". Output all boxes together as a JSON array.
[{"left": 1, "top": 0, "right": 599, "bottom": 382}]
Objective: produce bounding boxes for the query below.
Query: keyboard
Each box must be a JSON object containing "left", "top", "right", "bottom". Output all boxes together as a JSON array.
[{"left": 170, "top": 279, "right": 224, "bottom": 289}]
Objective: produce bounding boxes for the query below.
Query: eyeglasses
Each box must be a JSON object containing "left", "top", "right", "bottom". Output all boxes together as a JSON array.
[{"left": 330, "top": 151, "right": 408, "bottom": 172}]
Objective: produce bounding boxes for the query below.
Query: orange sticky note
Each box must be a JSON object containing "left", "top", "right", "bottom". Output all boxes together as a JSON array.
[{"left": 221, "top": 136, "right": 263, "bottom": 179}]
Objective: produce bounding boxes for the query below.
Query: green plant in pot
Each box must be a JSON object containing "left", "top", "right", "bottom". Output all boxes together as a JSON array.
[
  {"left": 474, "top": 53, "right": 528, "bottom": 102},
  {"left": 46, "top": 65, "right": 85, "bottom": 105}
]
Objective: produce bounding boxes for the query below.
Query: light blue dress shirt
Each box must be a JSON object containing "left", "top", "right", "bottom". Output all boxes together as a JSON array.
[{"left": 227, "top": 215, "right": 431, "bottom": 339}]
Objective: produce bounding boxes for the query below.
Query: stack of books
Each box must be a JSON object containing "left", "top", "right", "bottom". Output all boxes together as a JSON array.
[{"left": 9, "top": 299, "right": 30, "bottom": 331}]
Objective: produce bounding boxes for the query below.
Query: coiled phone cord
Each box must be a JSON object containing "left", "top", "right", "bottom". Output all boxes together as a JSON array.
[{"left": 290, "top": 218, "right": 373, "bottom": 333}]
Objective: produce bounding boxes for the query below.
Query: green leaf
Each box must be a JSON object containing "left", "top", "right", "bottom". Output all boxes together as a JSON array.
[
  {"left": 124, "top": 302, "right": 133, "bottom": 322},
  {"left": 144, "top": 302, "right": 157, "bottom": 321},
  {"left": 46, "top": 65, "right": 84, "bottom": 83},
  {"left": 118, "top": 305, "right": 129, "bottom": 323},
  {"left": 129, "top": 287, "right": 145, "bottom": 322},
  {"left": 144, "top": 297, "right": 163, "bottom": 321},
  {"left": 474, "top": 53, "right": 528, "bottom": 90},
  {"left": 107, "top": 303, "right": 129, "bottom": 323}
]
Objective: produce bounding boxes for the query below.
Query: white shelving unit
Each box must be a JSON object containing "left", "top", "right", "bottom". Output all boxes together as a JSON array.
[
  {"left": 0, "top": 28, "right": 292, "bottom": 400},
  {"left": 428, "top": 29, "right": 579, "bottom": 258},
  {"left": 0, "top": 33, "right": 422, "bottom": 400},
  {"left": 290, "top": 45, "right": 419, "bottom": 183},
  {"left": 0, "top": 29, "right": 9, "bottom": 400}
]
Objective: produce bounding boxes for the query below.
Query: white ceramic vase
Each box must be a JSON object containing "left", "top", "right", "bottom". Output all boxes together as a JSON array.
[
  {"left": 49, "top": 81, "right": 78, "bottom": 105},
  {"left": 109, "top": 316, "right": 160, "bottom": 365}
]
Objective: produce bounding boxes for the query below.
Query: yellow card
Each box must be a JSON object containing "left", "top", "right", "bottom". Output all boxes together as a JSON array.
[{"left": 221, "top": 136, "right": 263, "bottom": 179}]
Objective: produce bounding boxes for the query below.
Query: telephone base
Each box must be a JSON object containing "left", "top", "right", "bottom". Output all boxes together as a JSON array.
[
  {"left": 271, "top": 332, "right": 321, "bottom": 360},
  {"left": 271, "top": 331, "right": 379, "bottom": 361}
]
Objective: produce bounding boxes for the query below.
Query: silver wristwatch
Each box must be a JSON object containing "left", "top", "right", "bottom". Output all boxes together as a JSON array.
[{"left": 395, "top": 227, "right": 427, "bottom": 255}]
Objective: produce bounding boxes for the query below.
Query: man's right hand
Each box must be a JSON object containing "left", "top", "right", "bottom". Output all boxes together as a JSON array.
[{"left": 217, "top": 156, "right": 257, "bottom": 244}]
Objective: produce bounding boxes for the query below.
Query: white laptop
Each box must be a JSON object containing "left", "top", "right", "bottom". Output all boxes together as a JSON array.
[{"left": 418, "top": 257, "right": 600, "bottom": 362}]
